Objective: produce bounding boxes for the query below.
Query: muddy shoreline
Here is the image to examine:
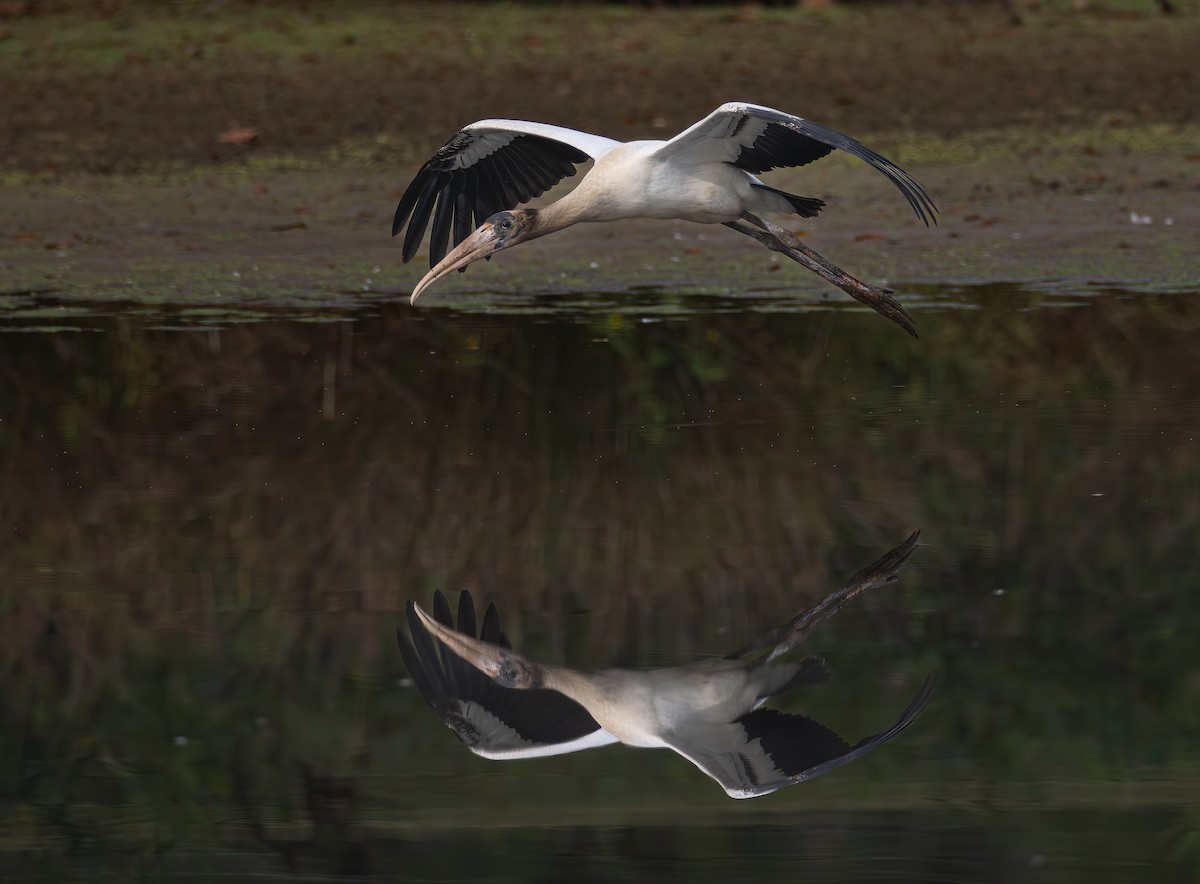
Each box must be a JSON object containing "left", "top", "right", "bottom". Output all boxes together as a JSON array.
[{"left": 1, "top": 3, "right": 1197, "bottom": 319}]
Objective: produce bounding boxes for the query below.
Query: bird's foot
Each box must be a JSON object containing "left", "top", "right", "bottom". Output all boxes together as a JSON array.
[
  {"left": 779, "top": 237, "right": 917, "bottom": 339},
  {"left": 818, "top": 269, "right": 916, "bottom": 339}
]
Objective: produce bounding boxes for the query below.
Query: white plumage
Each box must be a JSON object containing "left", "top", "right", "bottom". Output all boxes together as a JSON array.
[{"left": 393, "top": 103, "right": 937, "bottom": 336}]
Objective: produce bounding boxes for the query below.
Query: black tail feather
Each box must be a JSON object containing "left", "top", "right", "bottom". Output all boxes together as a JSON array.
[{"left": 752, "top": 183, "right": 825, "bottom": 218}]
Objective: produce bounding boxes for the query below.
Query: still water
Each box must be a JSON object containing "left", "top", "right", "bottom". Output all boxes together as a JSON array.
[{"left": 3, "top": 286, "right": 1199, "bottom": 882}]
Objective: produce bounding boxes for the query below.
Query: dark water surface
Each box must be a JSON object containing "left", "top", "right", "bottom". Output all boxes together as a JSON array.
[{"left": 3, "top": 287, "right": 1199, "bottom": 882}]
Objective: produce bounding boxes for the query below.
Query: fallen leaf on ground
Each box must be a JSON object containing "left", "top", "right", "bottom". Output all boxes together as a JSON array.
[{"left": 217, "top": 126, "right": 259, "bottom": 145}]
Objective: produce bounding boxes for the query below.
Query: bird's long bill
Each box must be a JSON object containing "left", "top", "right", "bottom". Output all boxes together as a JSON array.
[
  {"left": 410, "top": 222, "right": 504, "bottom": 305},
  {"left": 412, "top": 603, "right": 505, "bottom": 678}
]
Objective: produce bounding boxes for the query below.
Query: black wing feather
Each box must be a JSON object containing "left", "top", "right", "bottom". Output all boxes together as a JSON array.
[
  {"left": 735, "top": 125, "right": 834, "bottom": 174},
  {"left": 399, "top": 602, "right": 448, "bottom": 703},
  {"left": 487, "top": 149, "right": 526, "bottom": 208},
  {"left": 401, "top": 175, "right": 443, "bottom": 263},
  {"left": 500, "top": 142, "right": 546, "bottom": 203},
  {"left": 737, "top": 708, "right": 852, "bottom": 780},
  {"left": 737, "top": 673, "right": 937, "bottom": 794},
  {"left": 390, "top": 171, "right": 426, "bottom": 240},
  {"left": 428, "top": 170, "right": 460, "bottom": 269},
  {"left": 394, "top": 131, "right": 590, "bottom": 267},
  {"left": 431, "top": 591, "right": 462, "bottom": 696},
  {"left": 472, "top": 160, "right": 506, "bottom": 231},
  {"left": 456, "top": 589, "right": 477, "bottom": 635},
  {"left": 480, "top": 601, "right": 502, "bottom": 644},
  {"left": 452, "top": 179, "right": 475, "bottom": 260},
  {"left": 734, "top": 117, "right": 937, "bottom": 226},
  {"left": 508, "top": 140, "right": 558, "bottom": 186}
]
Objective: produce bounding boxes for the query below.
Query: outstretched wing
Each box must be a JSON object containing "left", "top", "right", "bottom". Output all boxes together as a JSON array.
[
  {"left": 654, "top": 102, "right": 937, "bottom": 226},
  {"left": 392, "top": 120, "right": 620, "bottom": 267},
  {"left": 398, "top": 589, "right": 617, "bottom": 760},
  {"left": 662, "top": 674, "right": 937, "bottom": 799}
]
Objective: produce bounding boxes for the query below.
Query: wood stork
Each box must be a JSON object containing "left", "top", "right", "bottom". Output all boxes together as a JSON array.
[
  {"left": 392, "top": 103, "right": 937, "bottom": 337},
  {"left": 398, "top": 531, "right": 935, "bottom": 799}
]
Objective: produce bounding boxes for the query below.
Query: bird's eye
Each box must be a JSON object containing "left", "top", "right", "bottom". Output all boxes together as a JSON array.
[{"left": 499, "top": 219, "right": 513, "bottom": 231}]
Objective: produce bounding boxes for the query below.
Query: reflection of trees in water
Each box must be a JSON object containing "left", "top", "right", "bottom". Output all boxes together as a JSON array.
[{"left": 3, "top": 290, "right": 1200, "bottom": 865}]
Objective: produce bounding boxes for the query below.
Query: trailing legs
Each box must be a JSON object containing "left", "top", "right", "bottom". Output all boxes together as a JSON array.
[
  {"left": 727, "top": 530, "right": 922, "bottom": 664},
  {"left": 724, "top": 212, "right": 918, "bottom": 338}
]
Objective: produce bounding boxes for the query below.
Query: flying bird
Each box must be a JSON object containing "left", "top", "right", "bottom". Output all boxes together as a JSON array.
[
  {"left": 398, "top": 531, "right": 935, "bottom": 799},
  {"left": 392, "top": 103, "right": 937, "bottom": 337}
]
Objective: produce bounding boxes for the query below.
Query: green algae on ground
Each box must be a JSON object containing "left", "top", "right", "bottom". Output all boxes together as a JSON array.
[
  {"left": 4, "top": 1, "right": 1199, "bottom": 177},
  {"left": 2, "top": 1, "right": 1198, "bottom": 327}
]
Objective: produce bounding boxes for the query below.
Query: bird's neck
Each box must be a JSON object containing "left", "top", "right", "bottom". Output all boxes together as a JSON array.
[
  {"left": 533, "top": 181, "right": 624, "bottom": 233},
  {"left": 521, "top": 202, "right": 574, "bottom": 239},
  {"left": 536, "top": 663, "right": 586, "bottom": 695}
]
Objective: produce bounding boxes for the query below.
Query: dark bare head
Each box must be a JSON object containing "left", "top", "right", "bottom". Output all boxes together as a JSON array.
[
  {"left": 410, "top": 209, "right": 541, "bottom": 304},
  {"left": 412, "top": 602, "right": 544, "bottom": 689}
]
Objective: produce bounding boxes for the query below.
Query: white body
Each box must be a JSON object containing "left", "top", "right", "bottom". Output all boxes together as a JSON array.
[
  {"left": 456, "top": 104, "right": 814, "bottom": 229},
  {"left": 545, "top": 142, "right": 786, "bottom": 225},
  {"left": 548, "top": 659, "right": 786, "bottom": 748}
]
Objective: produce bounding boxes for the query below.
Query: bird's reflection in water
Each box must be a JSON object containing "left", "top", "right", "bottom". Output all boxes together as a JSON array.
[{"left": 400, "top": 531, "right": 936, "bottom": 799}]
